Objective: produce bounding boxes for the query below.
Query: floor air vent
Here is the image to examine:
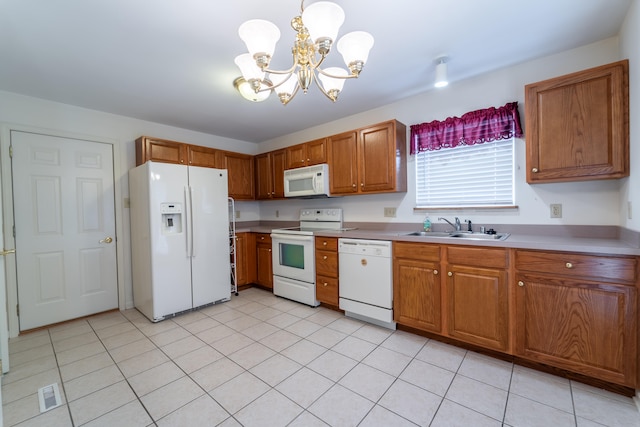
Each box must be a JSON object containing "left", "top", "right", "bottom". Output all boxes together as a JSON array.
[{"left": 37, "top": 383, "right": 62, "bottom": 413}]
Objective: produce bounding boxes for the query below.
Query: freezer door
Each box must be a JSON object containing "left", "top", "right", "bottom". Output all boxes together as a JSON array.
[
  {"left": 188, "top": 166, "right": 231, "bottom": 306},
  {"left": 133, "top": 162, "right": 192, "bottom": 320}
]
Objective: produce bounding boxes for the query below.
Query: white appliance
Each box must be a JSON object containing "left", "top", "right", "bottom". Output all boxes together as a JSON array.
[
  {"left": 271, "top": 208, "right": 343, "bottom": 306},
  {"left": 339, "top": 238, "right": 395, "bottom": 329},
  {"left": 284, "top": 163, "right": 331, "bottom": 198},
  {"left": 129, "top": 161, "right": 231, "bottom": 322}
]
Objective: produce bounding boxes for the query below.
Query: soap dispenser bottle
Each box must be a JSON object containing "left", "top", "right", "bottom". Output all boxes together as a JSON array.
[{"left": 423, "top": 214, "right": 431, "bottom": 232}]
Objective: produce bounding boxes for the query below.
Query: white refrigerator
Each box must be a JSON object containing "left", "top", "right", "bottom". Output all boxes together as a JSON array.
[{"left": 129, "top": 161, "right": 231, "bottom": 322}]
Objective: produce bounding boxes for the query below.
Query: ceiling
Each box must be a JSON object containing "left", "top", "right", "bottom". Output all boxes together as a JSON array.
[{"left": 0, "top": 0, "right": 632, "bottom": 143}]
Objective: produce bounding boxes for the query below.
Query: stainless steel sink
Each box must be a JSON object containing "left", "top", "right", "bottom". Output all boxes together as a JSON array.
[
  {"left": 449, "top": 232, "right": 510, "bottom": 241},
  {"left": 404, "top": 231, "right": 510, "bottom": 241},
  {"left": 404, "top": 231, "right": 452, "bottom": 237}
]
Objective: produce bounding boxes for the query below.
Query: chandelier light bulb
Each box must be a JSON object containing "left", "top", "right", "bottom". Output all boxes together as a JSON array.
[
  {"left": 337, "top": 31, "right": 374, "bottom": 73},
  {"left": 238, "top": 19, "right": 281, "bottom": 66},
  {"left": 301, "top": 1, "right": 345, "bottom": 44}
]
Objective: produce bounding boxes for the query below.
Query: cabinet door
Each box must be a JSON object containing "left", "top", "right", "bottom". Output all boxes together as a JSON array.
[
  {"left": 234, "top": 233, "right": 249, "bottom": 286},
  {"left": 217, "top": 151, "right": 255, "bottom": 200},
  {"left": 525, "top": 60, "right": 629, "bottom": 183},
  {"left": 188, "top": 145, "right": 217, "bottom": 168},
  {"left": 515, "top": 274, "right": 637, "bottom": 386},
  {"left": 135, "top": 137, "right": 187, "bottom": 166},
  {"left": 256, "top": 243, "right": 273, "bottom": 289},
  {"left": 255, "top": 153, "right": 273, "bottom": 200},
  {"left": 393, "top": 258, "right": 442, "bottom": 332},
  {"left": 306, "top": 138, "right": 327, "bottom": 165},
  {"left": 358, "top": 122, "right": 396, "bottom": 193},
  {"left": 447, "top": 265, "right": 509, "bottom": 351},
  {"left": 271, "top": 149, "right": 286, "bottom": 198},
  {"left": 285, "top": 144, "right": 306, "bottom": 169},
  {"left": 328, "top": 131, "right": 358, "bottom": 195}
]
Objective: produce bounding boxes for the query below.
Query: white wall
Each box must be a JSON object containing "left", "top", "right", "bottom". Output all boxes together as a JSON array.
[
  {"left": 0, "top": 91, "right": 261, "bottom": 309},
  {"left": 620, "top": 0, "right": 640, "bottom": 231},
  {"left": 259, "top": 37, "right": 630, "bottom": 229}
]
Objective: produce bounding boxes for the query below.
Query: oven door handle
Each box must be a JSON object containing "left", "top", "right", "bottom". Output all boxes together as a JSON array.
[{"left": 270, "top": 233, "right": 314, "bottom": 242}]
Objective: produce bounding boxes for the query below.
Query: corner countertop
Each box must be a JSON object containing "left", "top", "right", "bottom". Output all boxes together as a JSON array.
[{"left": 233, "top": 223, "right": 640, "bottom": 256}]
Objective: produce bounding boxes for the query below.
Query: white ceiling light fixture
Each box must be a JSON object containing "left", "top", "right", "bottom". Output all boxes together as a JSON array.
[
  {"left": 234, "top": 1, "right": 374, "bottom": 105},
  {"left": 233, "top": 77, "right": 271, "bottom": 102},
  {"left": 434, "top": 56, "right": 449, "bottom": 88}
]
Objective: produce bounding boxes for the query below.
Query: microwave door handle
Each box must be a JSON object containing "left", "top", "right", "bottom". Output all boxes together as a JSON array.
[{"left": 312, "top": 173, "right": 318, "bottom": 192}]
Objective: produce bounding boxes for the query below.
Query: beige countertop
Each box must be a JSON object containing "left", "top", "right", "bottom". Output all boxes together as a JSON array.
[{"left": 234, "top": 223, "right": 640, "bottom": 256}]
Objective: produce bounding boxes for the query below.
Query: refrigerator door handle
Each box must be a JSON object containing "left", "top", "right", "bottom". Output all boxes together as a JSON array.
[
  {"left": 185, "top": 186, "right": 193, "bottom": 257},
  {"left": 189, "top": 186, "right": 195, "bottom": 257}
]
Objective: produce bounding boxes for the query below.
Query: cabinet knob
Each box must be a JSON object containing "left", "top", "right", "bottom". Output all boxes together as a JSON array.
[
  {"left": 352, "top": 183, "right": 356, "bottom": 188},
  {"left": 180, "top": 160, "right": 184, "bottom": 163},
  {"left": 269, "top": 249, "right": 271, "bottom": 252},
  {"left": 323, "top": 255, "right": 327, "bottom": 260},
  {"left": 323, "top": 241, "right": 327, "bottom": 246},
  {"left": 260, "top": 236, "right": 264, "bottom": 240},
  {"left": 307, "top": 158, "right": 310, "bottom": 162},
  {"left": 323, "top": 282, "right": 328, "bottom": 287},
  {"left": 532, "top": 167, "right": 538, "bottom": 173},
  {"left": 271, "top": 191, "right": 275, "bottom": 195},
  {"left": 433, "top": 270, "right": 438, "bottom": 275},
  {"left": 447, "top": 271, "right": 452, "bottom": 277},
  {"left": 518, "top": 281, "right": 524, "bottom": 287},
  {"left": 565, "top": 262, "right": 573, "bottom": 269},
  {"left": 360, "top": 183, "right": 364, "bottom": 187},
  {"left": 301, "top": 159, "right": 304, "bottom": 163}
]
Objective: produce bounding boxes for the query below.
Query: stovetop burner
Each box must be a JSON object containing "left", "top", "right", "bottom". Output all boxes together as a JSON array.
[{"left": 271, "top": 208, "right": 343, "bottom": 235}]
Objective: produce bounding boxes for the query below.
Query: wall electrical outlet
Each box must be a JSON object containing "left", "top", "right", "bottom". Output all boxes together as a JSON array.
[
  {"left": 550, "top": 203, "right": 562, "bottom": 218},
  {"left": 275, "top": 210, "right": 279, "bottom": 218},
  {"left": 383, "top": 207, "right": 397, "bottom": 218}
]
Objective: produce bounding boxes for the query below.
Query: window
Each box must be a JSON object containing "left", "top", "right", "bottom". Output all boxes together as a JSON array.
[
  {"left": 410, "top": 102, "right": 521, "bottom": 208},
  {"left": 415, "top": 137, "right": 515, "bottom": 208}
]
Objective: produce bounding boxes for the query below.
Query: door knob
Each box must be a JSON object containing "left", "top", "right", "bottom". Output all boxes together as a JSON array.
[{"left": 99, "top": 237, "right": 113, "bottom": 244}]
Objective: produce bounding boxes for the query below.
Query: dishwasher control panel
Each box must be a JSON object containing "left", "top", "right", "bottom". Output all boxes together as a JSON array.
[{"left": 338, "top": 238, "right": 392, "bottom": 257}]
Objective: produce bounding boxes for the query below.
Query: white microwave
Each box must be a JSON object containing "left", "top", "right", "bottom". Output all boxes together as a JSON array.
[{"left": 284, "top": 163, "right": 331, "bottom": 198}]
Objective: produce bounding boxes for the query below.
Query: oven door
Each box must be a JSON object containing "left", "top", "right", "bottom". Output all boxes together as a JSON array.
[{"left": 270, "top": 233, "right": 315, "bottom": 283}]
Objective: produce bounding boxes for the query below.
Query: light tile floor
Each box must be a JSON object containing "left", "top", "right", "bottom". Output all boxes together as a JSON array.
[{"left": 3, "top": 287, "right": 640, "bottom": 427}]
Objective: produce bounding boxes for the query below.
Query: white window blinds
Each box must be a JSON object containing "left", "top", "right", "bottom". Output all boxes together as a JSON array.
[{"left": 415, "top": 138, "right": 514, "bottom": 208}]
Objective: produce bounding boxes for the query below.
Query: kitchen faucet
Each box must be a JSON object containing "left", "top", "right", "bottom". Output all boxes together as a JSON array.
[{"left": 438, "top": 217, "right": 462, "bottom": 231}]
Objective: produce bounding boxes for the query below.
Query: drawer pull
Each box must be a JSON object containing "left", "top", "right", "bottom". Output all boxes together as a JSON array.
[
  {"left": 260, "top": 236, "right": 264, "bottom": 240},
  {"left": 565, "top": 262, "right": 573, "bottom": 269},
  {"left": 447, "top": 272, "right": 452, "bottom": 277},
  {"left": 532, "top": 167, "right": 538, "bottom": 173},
  {"left": 433, "top": 270, "right": 438, "bottom": 275},
  {"left": 268, "top": 249, "right": 271, "bottom": 252},
  {"left": 518, "top": 281, "right": 524, "bottom": 287},
  {"left": 323, "top": 256, "right": 327, "bottom": 260},
  {"left": 323, "top": 241, "right": 327, "bottom": 246},
  {"left": 323, "top": 282, "right": 328, "bottom": 287}
]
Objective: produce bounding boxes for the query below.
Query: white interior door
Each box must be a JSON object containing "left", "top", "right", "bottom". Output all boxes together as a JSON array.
[{"left": 12, "top": 131, "right": 118, "bottom": 331}]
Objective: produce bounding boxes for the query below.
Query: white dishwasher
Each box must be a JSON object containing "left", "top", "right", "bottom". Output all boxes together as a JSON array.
[{"left": 338, "top": 238, "right": 395, "bottom": 329}]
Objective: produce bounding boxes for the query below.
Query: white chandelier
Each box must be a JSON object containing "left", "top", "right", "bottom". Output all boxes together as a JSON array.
[{"left": 234, "top": 1, "right": 374, "bottom": 105}]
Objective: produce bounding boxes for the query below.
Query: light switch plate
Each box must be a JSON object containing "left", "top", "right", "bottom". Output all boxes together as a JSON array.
[{"left": 550, "top": 204, "right": 562, "bottom": 218}]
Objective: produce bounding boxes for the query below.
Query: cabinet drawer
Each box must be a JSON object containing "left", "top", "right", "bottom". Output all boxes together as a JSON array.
[
  {"left": 316, "top": 250, "right": 338, "bottom": 277},
  {"left": 316, "top": 275, "right": 339, "bottom": 306},
  {"left": 255, "top": 233, "right": 271, "bottom": 244},
  {"left": 447, "top": 246, "right": 508, "bottom": 269},
  {"left": 515, "top": 250, "right": 637, "bottom": 284},
  {"left": 394, "top": 242, "right": 440, "bottom": 261},
  {"left": 316, "top": 237, "right": 338, "bottom": 251}
]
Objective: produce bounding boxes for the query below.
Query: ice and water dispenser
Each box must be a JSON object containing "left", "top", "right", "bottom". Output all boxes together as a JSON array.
[{"left": 160, "top": 203, "right": 183, "bottom": 235}]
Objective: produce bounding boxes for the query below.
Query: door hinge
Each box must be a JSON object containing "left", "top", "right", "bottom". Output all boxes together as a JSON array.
[
  {"left": 16, "top": 304, "right": 19, "bottom": 316},
  {"left": 13, "top": 225, "right": 15, "bottom": 238},
  {"left": 9, "top": 145, "right": 13, "bottom": 158}
]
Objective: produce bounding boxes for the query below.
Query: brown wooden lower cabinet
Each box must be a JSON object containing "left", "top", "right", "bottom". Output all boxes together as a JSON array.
[
  {"left": 393, "top": 242, "right": 442, "bottom": 333},
  {"left": 393, "top": 243, "right": 638, "bottom": 388},
  {"left": 514, "top": 249, "right": 638, "bottom": 387},
  {"left": 234, "top": 232, "right": 256, "bottom": 287},
  {"left": 255, "top": 233, "right": 272, "bottom": 289},
  {"left": 315, "top": 237, "right": 339, "bottom": 306}
]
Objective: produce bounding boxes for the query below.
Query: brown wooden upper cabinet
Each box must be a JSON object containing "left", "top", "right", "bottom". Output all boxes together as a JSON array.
[
  {"left": 328, "top": 120, "right": 407, "bottom": 195},
  {"left": 215, "top": 150, "right": 255, "bottom": 200},
  {"left": 285, "top": 138, "right": 328, "bottom": 169},
  {"left": 136, "top": 136, "right": 187, "bottom": 166},
  {"left": 525, "top": 60, "right": 629, "bottom": 183},
  {"left": 255, "top": 149, "right": 286, "bottom": 200}
]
